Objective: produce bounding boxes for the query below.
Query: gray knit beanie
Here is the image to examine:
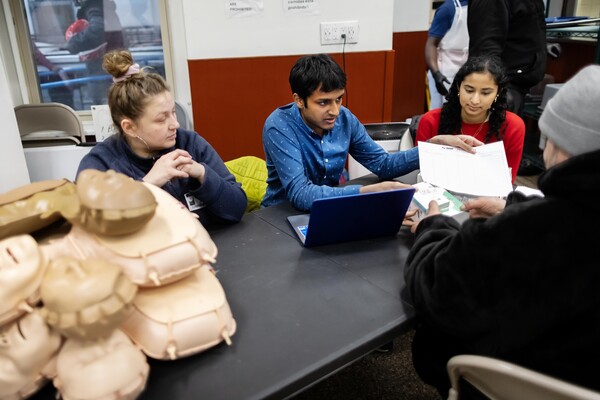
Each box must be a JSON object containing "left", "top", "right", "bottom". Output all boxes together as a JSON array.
[{"left": 538, "top": 65, "right": 600, "bottom": 156}]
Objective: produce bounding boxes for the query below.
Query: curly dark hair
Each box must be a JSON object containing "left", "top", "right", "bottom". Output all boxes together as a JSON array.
[{"left": 438, "top": 55, "right": 509, "bottom": 143}]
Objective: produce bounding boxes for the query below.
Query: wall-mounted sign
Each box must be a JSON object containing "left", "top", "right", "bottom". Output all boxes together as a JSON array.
[
  {"left": 283, "top": 0, "right": 320, "bottom": 15},
  {"left": 91, "top": 105, "right": 117, "bottom": 142},
  {"left": 226, "top": 0, "right": 264, "bottom": 18}
]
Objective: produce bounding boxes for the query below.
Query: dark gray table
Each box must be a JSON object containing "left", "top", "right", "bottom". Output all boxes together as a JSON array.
[
  {"left": 32, "top": 198, "right": 417, "bottom": 400},
  {"left": 138, "top": 203, "right": 416, "bottom": 400}
]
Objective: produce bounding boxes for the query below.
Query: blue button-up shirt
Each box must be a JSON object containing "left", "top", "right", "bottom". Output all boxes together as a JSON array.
[{"left": 262, "top": 103, "right": 419, "bottom": 211}]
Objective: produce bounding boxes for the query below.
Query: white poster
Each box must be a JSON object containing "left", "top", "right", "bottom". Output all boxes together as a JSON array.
[
  {"left": 283, "top": 0, "right": 320, "bottom": 15},
  {"left": 226, "top": 0, "right": 264, "bottom": 18}
]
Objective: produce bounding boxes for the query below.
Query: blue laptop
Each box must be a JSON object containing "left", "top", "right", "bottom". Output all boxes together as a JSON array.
[{"left": 286, "top": 188, "right": 415, "bottom": 247}]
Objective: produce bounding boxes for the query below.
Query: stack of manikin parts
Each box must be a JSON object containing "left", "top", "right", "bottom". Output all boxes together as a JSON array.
[{"left": 0, "top": 169, "right": 237, "bottom": 400}]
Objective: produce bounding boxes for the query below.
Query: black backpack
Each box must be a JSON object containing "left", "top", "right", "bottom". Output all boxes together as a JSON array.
[{"left": 408, "top": 114, "right": 422, "bottom": 144}]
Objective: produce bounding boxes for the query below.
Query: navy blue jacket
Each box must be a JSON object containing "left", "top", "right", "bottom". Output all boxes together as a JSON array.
[{"left": 77, "top": 129, "right": 247, "bottom": 227}]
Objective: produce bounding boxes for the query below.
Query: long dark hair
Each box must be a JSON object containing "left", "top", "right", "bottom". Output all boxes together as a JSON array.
[{"left": 439, "top": 55, "right": 509, "bottom": 142}]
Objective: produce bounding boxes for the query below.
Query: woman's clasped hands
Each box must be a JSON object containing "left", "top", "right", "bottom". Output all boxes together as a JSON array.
[{"left": 143, "top": 149, "right": 206, "bottom": 187}]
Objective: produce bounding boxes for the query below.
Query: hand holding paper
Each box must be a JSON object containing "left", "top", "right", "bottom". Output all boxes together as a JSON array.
[{"left": 429, "top": 134, "right": 484, "bottom": 153}]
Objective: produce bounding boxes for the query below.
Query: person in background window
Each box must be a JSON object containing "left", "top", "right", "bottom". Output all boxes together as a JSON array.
[
  {"left": 66, "top": 0, "right": 124, "bottom": 106},
  {"left": 33, "top": 41, "right": 74, "bottom": 109},
  {"left": 404, "top": 64, "right": 600, "bottom": 398},
  {"left": 426, "top": 0, "right": 469, "bottom": 110},
  {"left": 467, "top": 0, "right": 546, "bottom": 117},
  {"left": 262, "top": 53, "right": 483, "bottom": 212},
  {"left": 416, "top": 55, "right": 525, "bottom": 183},
  {"left": 77, "top": 50, "right": 247, "bottom": 228}
]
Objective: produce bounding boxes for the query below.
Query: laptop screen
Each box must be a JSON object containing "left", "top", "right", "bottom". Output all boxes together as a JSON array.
[{"left": 287, "top": 188, "right": 415, "bottom": 247}]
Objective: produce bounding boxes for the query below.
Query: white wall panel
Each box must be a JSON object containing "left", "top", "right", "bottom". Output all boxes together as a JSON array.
[
  {"left": 393, "top": 0, "right": 430, "bottom": 32},
  {"left": 0, "top": 49, "right": 30, "bottom": 191},
  {"left": 182, "top": 0, "right": 395, "bottom": 59}
]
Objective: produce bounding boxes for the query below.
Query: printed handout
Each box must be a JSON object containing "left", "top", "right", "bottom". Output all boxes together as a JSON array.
[{"left": 417, "top": 141, "right": 513, "bottom": 197}]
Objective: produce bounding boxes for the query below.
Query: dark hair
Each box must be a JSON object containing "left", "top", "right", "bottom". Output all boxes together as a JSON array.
[
  {"left": 439, "top": 55, "right": 509, "bottom": 142},
  {"left": 102, "top": 49, "right": 170, "bottom": 135},
  {"left": 289, "top": 54, "right": 346, "bottom": 104}
]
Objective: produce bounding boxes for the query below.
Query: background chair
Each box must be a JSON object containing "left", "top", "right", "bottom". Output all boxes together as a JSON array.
[
  {"left": 14, "top": 102, "right": 86, "bottom": 147},
  {"left": 224, "top": 156, "right": 267, "bottom": 213},
  {"left": 447, "top": 355, "right": 600, "bottom": 400},
  {"left": 175, "top": 100, "right": 194, "bottom": 131}
]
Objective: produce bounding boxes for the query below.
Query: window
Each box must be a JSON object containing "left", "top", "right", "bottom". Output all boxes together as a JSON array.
[{"left": 12, "top": 0, "right": 167, "bottom": 112}]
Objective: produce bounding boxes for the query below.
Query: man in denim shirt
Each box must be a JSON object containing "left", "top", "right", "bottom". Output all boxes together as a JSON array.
[{"left": 262, "top": 54, "right": 480, "bottom": 211}]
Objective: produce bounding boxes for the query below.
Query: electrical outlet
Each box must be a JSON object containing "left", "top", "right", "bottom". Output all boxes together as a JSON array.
[{"left": 320, "top": 21, "right": 359, "bottom": 45}]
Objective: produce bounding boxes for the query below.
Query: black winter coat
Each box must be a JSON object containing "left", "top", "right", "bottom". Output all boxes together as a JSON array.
[
  {"left": 404, "top": 149, "right": 600, "bottom": 394},
  {"left": 66, "top": 0, "right": 124, "bottom": 55},
  {"left": 468, "top": 0, "right": 547, "bottom": 91}
]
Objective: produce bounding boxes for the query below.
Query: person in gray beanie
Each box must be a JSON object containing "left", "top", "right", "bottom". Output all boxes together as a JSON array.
[
  {"left": 539, "top": 65, "right": 600, "bottom": 156},
  {"left": 402, "top": 64, "right": 600, "bottom": 398}
]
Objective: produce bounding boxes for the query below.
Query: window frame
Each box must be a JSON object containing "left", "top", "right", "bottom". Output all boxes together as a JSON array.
[{"left": 6, "top": 0, "right": 175, "bottom": 121}]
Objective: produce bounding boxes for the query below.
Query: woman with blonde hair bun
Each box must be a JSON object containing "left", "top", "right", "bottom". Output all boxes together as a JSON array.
[{"left": 77, "top": 50, "right": 247, "bottom": 227}]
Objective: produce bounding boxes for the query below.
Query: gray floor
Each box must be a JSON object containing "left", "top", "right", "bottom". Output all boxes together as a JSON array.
[
  {"left": 291, "top": 330, "right": 442, "bottom": 400},
  {"left": 291, "top": 174, "right": 540, "bottom": 400}
]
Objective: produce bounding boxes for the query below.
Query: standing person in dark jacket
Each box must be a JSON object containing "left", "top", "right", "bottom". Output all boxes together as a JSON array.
[
  {"left": 77, "top": 50, "right": 247, "bottom": 228},
  {"left": 66, "top": 0, "right": 124, "bottom": 105},
  {"left": 404, "top": 65, "right": 600, "bottom": 398},
  {"left": 33, "top": 41, "right": 74, "bottom": 108},
  {"left": 467, "top": 0, "right": 546, "bottom": 116}
]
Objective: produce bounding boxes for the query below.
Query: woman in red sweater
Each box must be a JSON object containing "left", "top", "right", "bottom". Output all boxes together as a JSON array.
[{"left": 416, "top": 55, "right": 525, "bottom": 182}]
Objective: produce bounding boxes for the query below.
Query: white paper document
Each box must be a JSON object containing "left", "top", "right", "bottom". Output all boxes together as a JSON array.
[{"left": 417, "top": 141, "right": 513, "bottom": 197}]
